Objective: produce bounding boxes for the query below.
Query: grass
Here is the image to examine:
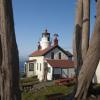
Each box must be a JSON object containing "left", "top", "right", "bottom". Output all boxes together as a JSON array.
[
  {"left": 21, "top": 77, "right": 75, "bottom": 100},
  {"left": 20, "top": 76, "right": 39, "bottom": 86},
  {"left": 22, "top": 85, "right": 74, "bottom": 100}
]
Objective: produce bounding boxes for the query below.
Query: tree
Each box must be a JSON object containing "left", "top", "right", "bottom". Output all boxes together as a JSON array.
[
  {"left": 73, "top": 0, "right": 83, "bottom": 76},
  {"left": 74, "top": 0, "right": 100, "bottom": 100},
  {"left": 0, "top": 0, "right": 21, "bottom": 100},
  {"left": 43, "top": 62, "right": 48, "bottom": 81},
  {"left": 73, "top": 0, "right": 90, "bottom": 76},
  {"left": 82, "top": 0, "right": 90, "bottom": 60}
]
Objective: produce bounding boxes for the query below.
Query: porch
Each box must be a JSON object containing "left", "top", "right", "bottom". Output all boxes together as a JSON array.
[{"left": 52, "top": 68, "right": 69, "bottom": 80}]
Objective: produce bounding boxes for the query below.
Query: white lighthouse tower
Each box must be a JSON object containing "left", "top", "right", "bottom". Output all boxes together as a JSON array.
[{"left": 40, "top": 29, "right": 51, "bottom": 50}]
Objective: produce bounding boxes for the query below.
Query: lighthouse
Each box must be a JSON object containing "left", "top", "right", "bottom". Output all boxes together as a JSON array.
[{"left": 40, "top": 29, "right": 51, "bottom": 50}]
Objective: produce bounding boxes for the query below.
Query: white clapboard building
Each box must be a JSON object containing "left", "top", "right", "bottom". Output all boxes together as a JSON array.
[{"left": 24, "top": 30, "right": 75, "bottom": 81}]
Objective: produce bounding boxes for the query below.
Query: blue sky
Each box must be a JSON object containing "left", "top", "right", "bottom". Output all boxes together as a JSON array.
[{"left": 12, "top": 0, "right": 96, "bottom": 59}]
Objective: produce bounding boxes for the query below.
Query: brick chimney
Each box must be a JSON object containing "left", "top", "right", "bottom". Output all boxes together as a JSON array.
[{"left": 54, "top": 33, "right": 59, "bottom": 46}]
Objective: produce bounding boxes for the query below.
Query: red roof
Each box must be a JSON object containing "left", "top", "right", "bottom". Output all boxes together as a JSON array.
[
  {"left": 29, "top": 46, "right": 56, "bottom": 57},
  {"left": 46, "top": 59, "right": 74, "bottom": 68},
  {"left": 26, "top": 59, "right": 36, "bottom": 63},
  {"left": 29, "top": 45, "right": 73, "bottom": 57}
]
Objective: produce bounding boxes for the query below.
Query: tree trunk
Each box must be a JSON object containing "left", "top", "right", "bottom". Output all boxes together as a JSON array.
[
  {"left": 0, "top": 0, "right": 21, "bottom": 100},
  {"left": 82, "top": 0, "right": 90, "bottom": 60},
  {"left": 43, "top": 62, "right": 48, "bottom": 81},
  {"left": 73, "top": 0, "right": 83, "bottom": 76},
  {"left": 75, "top": 0, "right": 100, "bottom": 99}
]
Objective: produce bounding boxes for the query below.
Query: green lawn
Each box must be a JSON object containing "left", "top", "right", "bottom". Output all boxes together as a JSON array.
[
  {"left": 21, "top": 77, "right": 74, "bottom": 100},
  {"left": 22, "top": 85, "right": 74, "bottom": 100},
  {"left": 20, "top": 76, "right": 39, "bottom": 86}
]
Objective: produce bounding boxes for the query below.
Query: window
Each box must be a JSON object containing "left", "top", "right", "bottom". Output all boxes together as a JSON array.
[
  {"left": 37, "top": 63, "right": 38, "bottom": 70},
  {"left": 59, "top": 52, "right": 61, "bottom": 59},
  {"left": 51, "top": 52, "right": 54, "bottom": 59},
  {"left": 40, "top": 63, "right": 41, "bottom": 71},
  {"left": 29, "top": 63, "right": 34, "bottom": 71},
  {"left": 48, "top": 36, "right": 50, "bottom": 41}
]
